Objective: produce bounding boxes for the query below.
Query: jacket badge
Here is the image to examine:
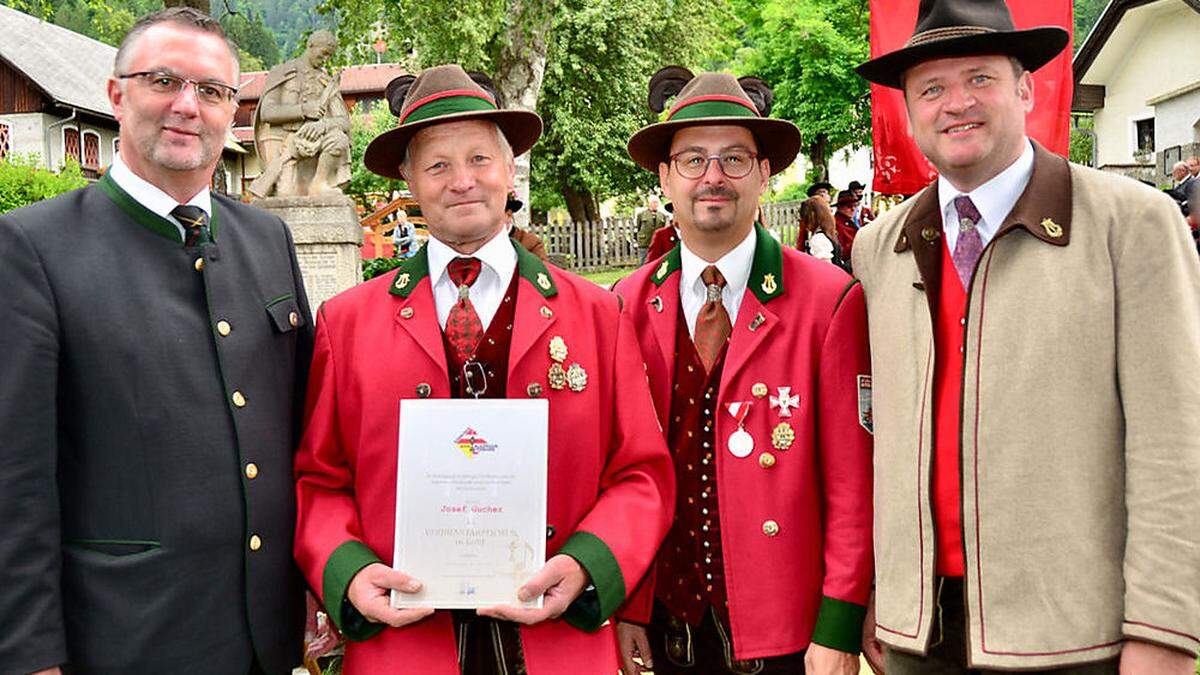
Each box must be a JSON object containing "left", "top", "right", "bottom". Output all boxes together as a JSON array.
[
  {"left": 760, "top": 273, "right": 778, "bottom": 295},
  {"left": 726, "top": 401, "right": 754, "bottom": 458},
  {"left": 548, "top": 335, "right": 568, "bottom": 363},
  {"left": 748, "top": 313, "right": 766, "bottom": 331},
  {"left": 1040, "top": 218, "right": 1063, "bottom": 238},
  {"left": 566, "top": 363, "right": 588, "bottom": 392},
  {"left": 656, "top": 259, "right": 670, "bottom": 280},
  {"left": 548, "top": 363, "right": 567, "bottom": 390},
  {"left": 857, "top": 374, "right": 873, "bottom": 434},
  {"left": 771, "top": 422, "right": 795, "bottom": 450},
  {"left": 394, "top": 272, "right": 411, "bottom": 290},
  {"left": 537, "top": 272, "right": 553, "bottom": 290},
  {"left": 769, "top": 386, "right": 799, "bottom": 417},
  {"left": 650, "top": 296, "right": 663, "bottom": 313},
  {"left": 751, "top": 382, "right": 768, "bottom": 398}
]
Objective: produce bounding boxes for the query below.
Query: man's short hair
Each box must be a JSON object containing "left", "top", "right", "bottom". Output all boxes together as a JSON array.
[{"left": 114, "top": 7, "right": 240, "bottom": 77}]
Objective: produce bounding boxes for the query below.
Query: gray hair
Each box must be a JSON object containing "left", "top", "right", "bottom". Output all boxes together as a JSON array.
[
  {"left": 401, "top": 121, "right": 514, "bottom": 175},
  {"left": 1174, "top": 161, "right": 1188, "bottom": 173},
  {"left": 114, "top": 7, "right": 240, "bottom": 78}
]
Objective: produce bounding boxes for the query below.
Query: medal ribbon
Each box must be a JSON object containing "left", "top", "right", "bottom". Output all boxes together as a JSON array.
[{"left": 726, "top": 401, "right": 753, "bottom": 426}]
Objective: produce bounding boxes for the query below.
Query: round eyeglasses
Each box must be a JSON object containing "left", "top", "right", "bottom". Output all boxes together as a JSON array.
[
  {"left": 118, "top": 71, "right": 239, "bottom": 106},
  {"left": 670, "top": 150, "right": 759, "bottom": 179}
]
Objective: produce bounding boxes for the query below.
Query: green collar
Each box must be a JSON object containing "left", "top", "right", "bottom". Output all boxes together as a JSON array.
[
  {"left": 388, "top": 235, "right": 558, "bottom": 299},
  {"left": 650, "top": 222, "right": 783, "bottom": 303},
  {"left": 97, "top": 172, "right": 219, "bottom": 245}
]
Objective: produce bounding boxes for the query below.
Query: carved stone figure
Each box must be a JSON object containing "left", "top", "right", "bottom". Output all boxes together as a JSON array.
[{"left": 249, "top": 30, "right": 351, "bottom": 198}]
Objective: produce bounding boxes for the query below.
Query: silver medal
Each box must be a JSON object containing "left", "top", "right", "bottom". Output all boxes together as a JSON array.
[{"left": 728, "top": 428, "right": 754, "bottom": 458}]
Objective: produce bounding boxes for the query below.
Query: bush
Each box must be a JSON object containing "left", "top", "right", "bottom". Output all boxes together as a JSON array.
[
  {"left": 0, "top": 155, "right": 89, "bottom": 215},
  {"left": 362, "top": 256, "right": 404, "bottom": 281}
]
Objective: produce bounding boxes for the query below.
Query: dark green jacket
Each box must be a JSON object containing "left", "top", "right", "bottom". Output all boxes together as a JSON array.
[
  {"left": 636, "top": 210, "right": 666, "bottom": 248},
  {"left": 0, "top": 176, "right": 313, "bottom": 674}
]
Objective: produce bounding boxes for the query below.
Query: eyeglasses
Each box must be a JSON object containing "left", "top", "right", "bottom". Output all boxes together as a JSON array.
[
  {"left": 670, "top": 150, "right": 759, "bottom": 179},
  {"left": 118, "top": 71, "right": 238, "bottom": 106}
]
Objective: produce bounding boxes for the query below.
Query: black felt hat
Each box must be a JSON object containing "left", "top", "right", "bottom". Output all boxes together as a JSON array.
[{"left": 855, "top": 0, "right": 1068, "bottom": 90}]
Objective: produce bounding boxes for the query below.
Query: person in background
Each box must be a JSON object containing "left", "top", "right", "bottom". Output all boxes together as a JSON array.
[
  {"left": 833, "top": 189, "right": 862, "bottom": 265},
  {"left": 799, "top": 196, "right": 848, "bottom": 272},
  {"left": 637, "top": 194, "right": 669, "bottom": 262}
]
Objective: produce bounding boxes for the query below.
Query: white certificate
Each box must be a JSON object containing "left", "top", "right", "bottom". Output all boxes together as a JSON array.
[{"left": 391, "top": 399, "right": 548, "bottom": 609}]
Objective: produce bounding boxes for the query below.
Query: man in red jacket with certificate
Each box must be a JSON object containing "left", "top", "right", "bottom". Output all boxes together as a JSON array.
[
  {"left": 293, "top": 63, "right": 675, "bottom": 675},
  {"left": 613, "top": 66, "right": 874, "bottom": 675}
]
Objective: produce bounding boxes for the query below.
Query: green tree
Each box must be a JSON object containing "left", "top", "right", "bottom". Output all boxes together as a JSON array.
[
  {"left": 221, "top": 10, "right": 281, "bottom": 68},
  {"left": 734, "top": 0, "right": 870, "bottom": 182},
  {"left": 0, "top": 155, "right": 89, "bottom": 214},
  {"left": 1074, "top": 0, "right": 1107, "bottom": 50},
  {"left": 346, "top": 107, "right": 405, "bottom": 199}
]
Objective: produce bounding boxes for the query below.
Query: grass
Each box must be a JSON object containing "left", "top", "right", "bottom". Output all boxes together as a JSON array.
[{"left": 579, "top": 266, "right": 638, "bottom": 288}]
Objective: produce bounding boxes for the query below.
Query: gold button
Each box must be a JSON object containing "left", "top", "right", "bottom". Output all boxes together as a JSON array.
[
  {"left": 249, "top": 534, "right": 262, "bottom": 551},
  {"left": 752, "top": 383, "right": 768, "bottom": 398},
  {"left": 921, "top": 227, "right": 940, "bottom": 242},
  {"left": 232, "top": 391, "right": 246, "bottom": 407},
  {"left": 416, "top": 383, "right": 432, "bottom": 398},
  {"left": 527, "top": 382, "right": 543, "bottom": 397},
  {"left": 759, "top": 452, "right": 776, "bottom": 469},
  {"left": 288, "top": 311, "right": 299, "bottom": 327},
  {"left": 762, "top": 519, "right": 780, "bottom": 537},
  {"left": 217, "top": 320, "right": 231, "bottom": 336},
  {"left": 245, "top": 463, "right": 259, "bottom": 479},
  {"left": 194, "top": 257, "right": 205, "bottom": 271},
  {"left": 400, "top": 307, "right": 414, "bottom": 319}
]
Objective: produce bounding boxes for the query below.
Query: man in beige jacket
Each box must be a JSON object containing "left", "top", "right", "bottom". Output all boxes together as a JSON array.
[{"left": 853, "top": 0, "right": 1200, "bottom": 673}]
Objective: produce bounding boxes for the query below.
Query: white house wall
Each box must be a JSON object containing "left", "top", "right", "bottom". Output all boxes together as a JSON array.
[
  {"left": 1153, "top": 87, "right": 1200, "bottom": 150},
  {"left": 1091, "top": 3, "right": 1200, "bottom": 167},
  {"left": 0, "top": 113, "right": 53, "bottom": 163}
]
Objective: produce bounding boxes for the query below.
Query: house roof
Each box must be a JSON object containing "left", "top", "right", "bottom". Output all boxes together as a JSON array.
[
  {"left": 237, "top": 62, "right": 408, "bottom": 102},
  {"left": 1074, "top": 0, "right": 1200, "bottom": 84},
  {"left": 0, "top": 3, "right": 116, "bottom": 118}
]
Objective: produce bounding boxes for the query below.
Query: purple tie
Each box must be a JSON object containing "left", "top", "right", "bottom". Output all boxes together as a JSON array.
[{"left": 951, "top": 195, "right": 984, "bottom": 289}]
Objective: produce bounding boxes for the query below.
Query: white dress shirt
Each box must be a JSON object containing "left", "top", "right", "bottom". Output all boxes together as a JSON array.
[
  {"left": 679, "top": 227, "right": 756, "bottom": 338},
  {"left": 938, "top": 138, "right": 1034, "bottom": 252},
  {"left": 107, "top": 153, "right": 212, "bottom": 239},
  {"left": 427, "top": 230, "right": 517, "bottom": 330}
]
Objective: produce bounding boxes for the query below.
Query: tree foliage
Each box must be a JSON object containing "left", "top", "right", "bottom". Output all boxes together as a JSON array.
[
  {"left": 0, "top": 155, "right": 89, "bottom": 215},
  {"left": 219, "top": 9, "right": 282, "bottom": 68},
  {"left": 733, "top": 0, "right": 870, "bottom": 181},
  {"left": 346, "top": 107, "right": 405, "bottom": 199},
  {"left": 1074, "top": 0, "right": 1106, "bottom": 50}
]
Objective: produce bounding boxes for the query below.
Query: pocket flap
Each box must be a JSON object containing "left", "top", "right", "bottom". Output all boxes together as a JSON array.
[{"left": 266, "top": 295, "right": 304, "bottom": 333}]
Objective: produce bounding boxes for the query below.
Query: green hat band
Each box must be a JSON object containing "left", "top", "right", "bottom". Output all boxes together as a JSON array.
[
  {"left": 667, "top": 97, "right": 759, "bottom": 122},
  {"left": 401, "top": 92, "right": 498, "bottom": 125}
]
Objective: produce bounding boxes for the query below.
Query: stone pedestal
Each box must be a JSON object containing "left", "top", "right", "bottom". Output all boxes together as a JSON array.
[{"left": 256, "top": 194, "right": 361, "bottom": 315}]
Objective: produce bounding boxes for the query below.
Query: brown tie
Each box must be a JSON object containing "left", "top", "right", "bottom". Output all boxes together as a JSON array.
[{"left": 694, "top": 265, "right": 731, "bottom": 372}]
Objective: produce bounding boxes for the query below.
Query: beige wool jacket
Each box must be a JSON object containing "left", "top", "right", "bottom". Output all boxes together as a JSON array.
[{"left": 852, "top": 143, "right": 1200, "bottom": 670}]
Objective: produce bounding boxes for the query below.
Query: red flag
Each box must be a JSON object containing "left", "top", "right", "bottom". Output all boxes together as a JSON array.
[{"left": 867, "top": 0, "right": 1073, "bottom": 195}]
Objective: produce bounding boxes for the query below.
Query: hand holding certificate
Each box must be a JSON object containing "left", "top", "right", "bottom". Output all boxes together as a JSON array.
[{"left": 392, "top": 400, "right": 549, "bottom": 610}]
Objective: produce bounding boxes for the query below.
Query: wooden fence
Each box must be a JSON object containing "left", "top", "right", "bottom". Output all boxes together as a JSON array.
[{"left": 526, "top": 200, "right": 811, "bottom": 271}]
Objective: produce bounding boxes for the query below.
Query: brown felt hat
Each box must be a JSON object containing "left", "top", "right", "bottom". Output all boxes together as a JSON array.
[
  {"left": 364, "top": 64, "right": 543, "bottom": 180},
  {"left": 855, "top": 0, "right": 1069, "bottom": 90},
  {"left": 627, "top": 67, "right": 801, "bottom": 176}
]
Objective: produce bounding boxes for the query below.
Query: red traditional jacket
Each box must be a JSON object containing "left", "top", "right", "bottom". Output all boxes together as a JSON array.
[
  {"left": 614, "top": 225, "right": 874, "bottom": 660},
  {"left": 294, "top": 238, "right": 675, "bottom": 674}
]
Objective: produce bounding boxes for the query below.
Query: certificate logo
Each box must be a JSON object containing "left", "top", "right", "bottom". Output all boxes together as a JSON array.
[{"left": 454, "top": 428, "right": 498, "bottom": 459}]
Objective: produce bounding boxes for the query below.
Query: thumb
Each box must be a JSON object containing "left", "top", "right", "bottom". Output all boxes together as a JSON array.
[
  {"left": 516, "top": 564, "right": 559, "bottom": 603},
  {"left": 375, "top": 565, "right": 422, "bottom": 593}
]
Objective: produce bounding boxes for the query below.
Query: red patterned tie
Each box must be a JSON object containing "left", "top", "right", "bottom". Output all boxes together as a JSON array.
[
  {"left": 445, "top": 257, "right": 484, "bottom": 363},
  {"left": 694, "top": 265, "right": 732, "bottom": 372}
]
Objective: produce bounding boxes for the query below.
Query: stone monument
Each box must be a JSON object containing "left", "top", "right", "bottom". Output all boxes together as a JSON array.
[{"left": 248, "top": 30, "right": 360, "bottom": 313}]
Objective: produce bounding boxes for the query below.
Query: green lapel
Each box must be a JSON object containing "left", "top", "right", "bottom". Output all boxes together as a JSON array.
[
  {"left": 513, "top": 236, "right": 558, "bottom": 298},
  {"left": 748, "top": 222, "right": 784, "bottom": 303},
  {"left": 387, "top": 245, "right": 431, "bottom": 297},
  {"left": 650, "top": 244, "right": 682, "bottom": 287},
  {"left": 97, "top": 171, "right": 220, "bottom": 244},
  {"left": 389, "top": 235, "right": 559, "bottom": 298}
]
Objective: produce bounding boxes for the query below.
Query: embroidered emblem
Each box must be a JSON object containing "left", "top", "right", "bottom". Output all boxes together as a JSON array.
[
  {"left": 537, "top": 272, "right": 552, "bottom": 290},
  {"left": 656, "top": 259, "right": 670, "bottom": 280},
  {"left": 1040, "top": 218, "right": 1063, "bottom": 238},
  {"left": 771, "top": 422, "right": 795, "bottom": 451},
  {"left": 394, "top": 272, "right": 411, "bottom": 290},
  {"left": 760, "top": 273, "right": 777, "bottom": 295},
  {"left": 857, "top": 374, "right": 873, "bottom": 434}
]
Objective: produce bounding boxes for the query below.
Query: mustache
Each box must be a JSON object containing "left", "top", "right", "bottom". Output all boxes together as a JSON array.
[{"left": 692, "top": 187, "right": 737, "bottom": 200}]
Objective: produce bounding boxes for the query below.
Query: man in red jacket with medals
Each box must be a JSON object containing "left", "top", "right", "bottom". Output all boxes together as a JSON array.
[
  {"left": 612, "top": 66, "right": 875, "bottom": 675},
  {"left": 292, "top": 64, "right": 675, "bottom": 675}
]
